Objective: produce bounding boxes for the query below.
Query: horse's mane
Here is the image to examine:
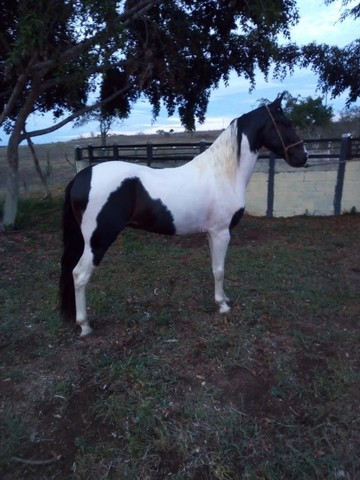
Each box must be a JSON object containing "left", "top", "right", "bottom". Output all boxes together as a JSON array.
[{"left": 192, "top": 118, "right": 241, "bottom": 181}]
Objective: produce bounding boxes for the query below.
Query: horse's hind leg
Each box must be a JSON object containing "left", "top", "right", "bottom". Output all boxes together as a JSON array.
[
  {"left": 208, "top": 229, "right": 231, "bottom": 313},
  {"left": 73, "top": 244, "right": 95, "bottom": 336},
  {"left": 74, "top": 214, "right": 126, "bottom": 336}
]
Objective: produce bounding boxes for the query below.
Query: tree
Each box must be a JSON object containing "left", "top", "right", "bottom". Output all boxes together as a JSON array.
[
  {"left": 326, "top": 0, "right": 360, "bottom": 21},
  {"left": 301, "top": 41, "right": 360, "bottom": 106},
  {"left": 1, "top": 0, "right": 157, "bottom": 228},
  {"left": 282, "top": 93, "right": 333, "bottom": 133},
  {"left": 0, "top": 0, "right": 304, "bottom": 228},
  {"left": 300, "top": 0, "right": 360, "bottom": 105},
  {"left": 337, "top": 105, "right": 360, "bottom": 135},
  {"left": 339, "top": 105, "right": 360, "bottom": 122}
]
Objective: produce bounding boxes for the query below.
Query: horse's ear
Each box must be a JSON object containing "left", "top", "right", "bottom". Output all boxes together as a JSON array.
[{"left": 272, "top": 92, "right": 285, "bottom": 108}]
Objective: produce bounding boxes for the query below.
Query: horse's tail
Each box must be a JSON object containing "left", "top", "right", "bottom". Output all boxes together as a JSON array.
[{"left": 59, "top": 179, "right": 84, "bottom": 322}]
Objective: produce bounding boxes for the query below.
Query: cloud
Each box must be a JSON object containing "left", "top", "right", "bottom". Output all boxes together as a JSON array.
[{"left": 290, "top": 0, "right": 357, "bottom": 46}]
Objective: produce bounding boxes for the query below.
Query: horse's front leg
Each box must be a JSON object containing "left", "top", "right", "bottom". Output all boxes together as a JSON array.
[
  {"left": 73, "top": 249, "right": 95, "bottom": 337},
  {"left": 208, "top": 229, "right": 231, "bottom": 314}
]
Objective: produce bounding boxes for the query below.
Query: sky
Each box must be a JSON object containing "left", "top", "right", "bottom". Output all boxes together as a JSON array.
[{"left": 2, "top": 0, "right": 359, "bottom": 145}]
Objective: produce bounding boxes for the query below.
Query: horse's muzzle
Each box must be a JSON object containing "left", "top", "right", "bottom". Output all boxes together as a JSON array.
[{"left": 285, "top": 142, "right": 308, "bottom": 168}]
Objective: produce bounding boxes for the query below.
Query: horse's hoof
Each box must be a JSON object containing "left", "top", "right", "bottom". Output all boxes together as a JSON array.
[
  {"left": 79, "top": 325, "right": 94, "bottom": 337},
  {"left": 219, "top": 302, "right": 231, "bottom": 314}
]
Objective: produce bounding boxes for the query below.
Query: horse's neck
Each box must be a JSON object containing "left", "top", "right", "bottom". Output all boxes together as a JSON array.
[
  {"left": 192, "top": 123, "right": 258, "bottom": 187},
  {"left": 192, "top": 124, "right": 238, "bottom": 179},
  {"left": 237, "top": 134, "right": 259, "bottom": 187}
]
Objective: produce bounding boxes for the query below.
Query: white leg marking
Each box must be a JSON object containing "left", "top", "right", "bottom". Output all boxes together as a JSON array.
[
  {"left": 208, "top": 229, "right": 231, "bottom": 313},
  {"left": 73, "top": 246, "right": 95, "bottom": 336}
]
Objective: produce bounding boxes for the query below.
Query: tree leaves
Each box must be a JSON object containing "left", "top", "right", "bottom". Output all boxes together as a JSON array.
[
  {"left": 0, "top": 0, "right": 358, "bottom": 136},
  {"left": 282, "top": 92, "right": 334, "bottom": 131},
  {"left": 0, "top": 0, "right": 305, "bottom": 134},
  {"left": 301, "top": 40, "right": 360, "bottom": 105}
]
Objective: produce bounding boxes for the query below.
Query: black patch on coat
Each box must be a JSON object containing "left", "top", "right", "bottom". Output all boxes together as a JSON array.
[
  {"left": 229, "top": 207, "right": 244, "bottom": 231},
  {"left": 91, "top": 177, "right": 175, "bottom": 266},
  {"left": 235, "top": 114, "right": 262, "bottom": 155},
  {"left": 71, "top": 166, "right": 92, "bottom": 224}
]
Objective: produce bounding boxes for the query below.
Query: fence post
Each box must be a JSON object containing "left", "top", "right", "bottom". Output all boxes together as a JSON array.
[
  {"left": 75, "top": 146, "right": 88, "bottom": 173},
  {"left": 88, "top": 145, "right": 94, "bottom": 166},
  {"left": 147, "top": 142, "right": 153, "bottom": 166},
  {"left": 334, "top": 133, "right": 351, "bottom": 215},
  {"left": 199, "top": 140, "right": 207, "bottom": 153},
  {"left": 266, "top": 153, "right": 276, "bottom": 218},
  {"left": 75, "top": 146, "right": 82, "bottom": 162},
  {"left": 113, "top": 145, "right": 119, "bottom": 160}
]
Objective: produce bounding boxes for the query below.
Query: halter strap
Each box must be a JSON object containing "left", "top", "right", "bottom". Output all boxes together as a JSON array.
[{"left": 265, "top": 104, "right": 303, "bottom": 165}]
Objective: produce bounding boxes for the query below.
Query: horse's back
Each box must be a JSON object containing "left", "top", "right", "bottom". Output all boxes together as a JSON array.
[{"left": 73, "top": 160, "right": 198, "bottom": 205}]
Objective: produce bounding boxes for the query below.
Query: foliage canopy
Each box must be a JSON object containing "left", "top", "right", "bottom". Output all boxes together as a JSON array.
[
  {"left": 282, "top": 93, "right": 334, "bottom": 130},
  {"left": 300, "top": 0, "right": 360, "bottom": 105},
  {"left": 0, "top": 0, "right": 302, "bottom": 137}
]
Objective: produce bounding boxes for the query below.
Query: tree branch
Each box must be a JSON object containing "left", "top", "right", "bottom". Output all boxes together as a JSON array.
[
  {"left": 0, "top": 51, "right": 41, "bottom": 127},
  {"left": 20, "top": 84, "right": 133, "bottom": 141},
  {"left": 31, "top": 0, "right": 161, "bottom": 74}
]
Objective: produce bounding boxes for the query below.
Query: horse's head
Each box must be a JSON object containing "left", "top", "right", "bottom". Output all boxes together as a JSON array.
[{"left": 262, "top": 93, "right": 308, "bottom": 168}]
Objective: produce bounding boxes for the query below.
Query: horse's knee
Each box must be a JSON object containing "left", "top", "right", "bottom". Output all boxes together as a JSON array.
[{"left": 212, "top": 267, "right": 224, "bottom": 282}]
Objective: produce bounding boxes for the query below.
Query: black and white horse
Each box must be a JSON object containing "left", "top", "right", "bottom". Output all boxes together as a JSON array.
[{"left": 60, "top": 94, "right": 307, "bottom": 336}]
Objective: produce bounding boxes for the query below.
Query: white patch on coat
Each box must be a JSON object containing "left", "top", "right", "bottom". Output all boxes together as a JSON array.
[{"left": 80, "top": 122, "right": 259, "bottom": 237}]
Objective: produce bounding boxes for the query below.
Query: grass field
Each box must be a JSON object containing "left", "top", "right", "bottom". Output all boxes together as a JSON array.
[{"left": 0, "top": 196, "right": 359, "bottom": 479}]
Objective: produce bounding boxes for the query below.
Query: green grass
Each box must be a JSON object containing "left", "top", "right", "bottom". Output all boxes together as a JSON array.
[{"left": 0, "top": 197, "right": 359, "bottom": 478}]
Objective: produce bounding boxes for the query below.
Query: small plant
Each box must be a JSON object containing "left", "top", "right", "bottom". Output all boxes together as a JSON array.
[{"left": 342, "top": 205, "right": 357, "bottom": 215}]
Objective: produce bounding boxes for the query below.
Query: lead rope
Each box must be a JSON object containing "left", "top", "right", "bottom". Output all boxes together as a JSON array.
[{"left": 303, "top": 158, "right": 360, "bottom": 168}]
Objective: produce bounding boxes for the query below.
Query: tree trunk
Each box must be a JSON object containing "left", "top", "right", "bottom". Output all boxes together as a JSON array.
[
  {"left": 26, "top": 135, "right": 52, "bottom": 199},
  {"left": 1, "top": 135, "right": 20, "bottom": 229}
]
